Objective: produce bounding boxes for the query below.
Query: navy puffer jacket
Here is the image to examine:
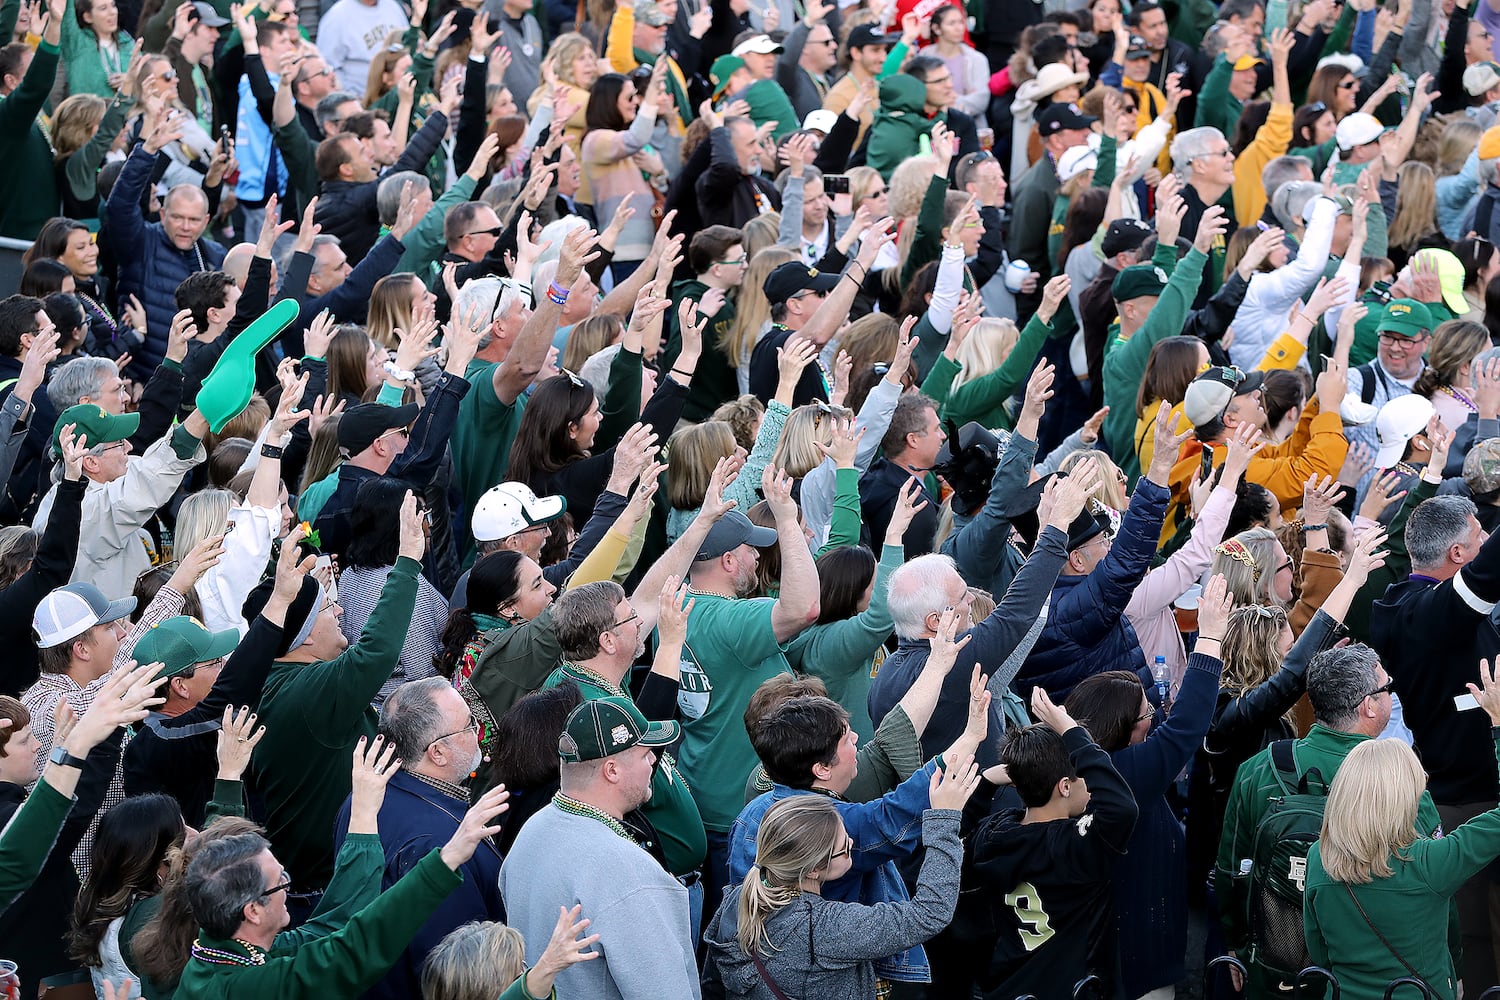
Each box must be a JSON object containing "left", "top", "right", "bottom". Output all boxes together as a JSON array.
[
  {"left": 106, "top": 144, "right": 226, "bottom": 376},
  {"left": 1012, "top": 477, "right": 1170, "bottom": 703}
]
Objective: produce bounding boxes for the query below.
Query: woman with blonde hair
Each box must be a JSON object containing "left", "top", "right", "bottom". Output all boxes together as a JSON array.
[
  {"left": 664, "top": 405, "right": 785, "bottom": 542},
  {"left": 561, "top": 313, "right": 624, "bottom": 374},
  {"left": 366, "top": 273, "right": 437, "bottom": 351},
  {"left": 1414, "top": 319, "right": 1491, "bottom": 432},
  {"left": 740, "top": 213, "right": 783, "bottom": 263},
  {"left": 421, "top": 909, "right": 599, "bottom": 1000},
  {"left": 725, "top": 246, "right": 799, "bottom": 393},
  {"left": 1387, "top": 162, "right": 1440, "bottom": 270},
  {"left": 52, "top": 93, "right": 127, "bottom": 222},
  {"left": 1210, "top": 526, "right": 1295, "bottom": 608},
  {"left": 1303, "top": 659, "right": 1500, "bottom": 1000},
  {"left": 363, "top": 32, "right": 412, "bottom": 107},
  {"left": 702, "top": 772, "right": 973, "bottom": 998},
  {"left": 526, "top": 33, "right": 595, "bottom": 148}
]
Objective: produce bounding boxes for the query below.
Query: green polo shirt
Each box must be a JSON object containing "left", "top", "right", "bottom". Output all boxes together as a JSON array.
[{"left": 543, "top": 661, "right": 707, "bottom": 876}]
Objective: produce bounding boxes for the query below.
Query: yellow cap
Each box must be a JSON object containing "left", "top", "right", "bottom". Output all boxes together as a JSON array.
[
  {"left": 1231, "top": 54, "right": 1264, "bottom": 71},
  {"left": 1480, "top": 125, "right": 1500, "bottom": 159}
]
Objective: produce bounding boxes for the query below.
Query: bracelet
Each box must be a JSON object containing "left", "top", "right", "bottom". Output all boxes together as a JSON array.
[
  {"left": 261, "top": 444, "right": 284, "bottom": 460},
  {"left": 670, "top": 367, "right": 693, "bottom": 380},
  {"left": 546, "top": 281, "right": 570, "bottom": 305},
  {"left": 1300, "top": 522, "right": 1327, "bottom": 531}
]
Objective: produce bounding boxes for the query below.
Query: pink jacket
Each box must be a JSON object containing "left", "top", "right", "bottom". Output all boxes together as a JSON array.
[{"left": 1125, "top": 485, "right": 1236, "bottom": 692}]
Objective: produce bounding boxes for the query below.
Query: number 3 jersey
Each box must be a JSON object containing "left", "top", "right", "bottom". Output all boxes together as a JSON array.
[{"left": 951, "top": 728, "right": 1140, "bottom": 1000}]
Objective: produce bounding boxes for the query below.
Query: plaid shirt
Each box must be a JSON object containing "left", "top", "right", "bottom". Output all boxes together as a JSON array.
[{"left": 20, "top": 585, "right": 186, "bottom": 875}]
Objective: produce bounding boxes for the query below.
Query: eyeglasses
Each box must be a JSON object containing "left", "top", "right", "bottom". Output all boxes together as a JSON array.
[
  {"left": 1245, "top": 604, "right": 1288, "bottom": 623},
  {"left": 610, "top": 612, "right": 639, "bottom": 630},
  {"left": 1379, "top": 332, "right": 1428, "bottom": 345},
  {"left": 376, "top": 426, "right": 411, "bottom": 442},
  {"left": 1136, "top": 708, "right": 1155, "bottom": 723},
  {"left": 383, "top": 43, "right": 406, "bottom": 54},
  {"left": 829, "top": 840, "right": 852, "bottom": 860},
  {"left": 260, "top": 873, "right": 293, "bottom": 899},
  {"left": 464, "top": 226, "right": 503, "bottom": 239},
  {"left": 425, "top": 717, "right": 480, "bottom": 751},
  {"left": 1337, "top": 79, "right": 1358, "bottom": 90},
  {"left": 1365, "top": 679, "right": 1395, "bottom": 699},
  {"left": 811, "top": 35, "right": 837, "bottom": 45},
  {"left": 716, "top": 256, "right": 747, "bottom": 267},
  {"left": 158, "top": 68, "right": 177, "bottom": 81}
]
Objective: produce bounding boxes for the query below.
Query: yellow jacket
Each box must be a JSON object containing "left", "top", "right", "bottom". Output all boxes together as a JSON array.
[
  {"left": 1232, "top": 102, "right": 1292, "bottom": 227},
  {"left": 606, "top": 6, "right": 688, "bottom": 134}
]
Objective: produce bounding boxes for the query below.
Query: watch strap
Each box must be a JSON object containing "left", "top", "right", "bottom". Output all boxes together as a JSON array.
[{"left": 48, "top": 744, "right": 87, "bottom": 769}]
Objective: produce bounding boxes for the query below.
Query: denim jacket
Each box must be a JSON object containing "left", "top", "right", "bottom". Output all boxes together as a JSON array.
[{"left": 726, "top": 758, "right": 941, "bottom": 982}]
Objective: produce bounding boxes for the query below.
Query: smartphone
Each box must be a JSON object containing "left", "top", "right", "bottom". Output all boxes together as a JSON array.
[{"left": 824, "top": 174, "right": 850, "bottom": 195}]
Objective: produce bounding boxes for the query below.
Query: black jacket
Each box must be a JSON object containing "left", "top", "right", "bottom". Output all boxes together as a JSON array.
[
  {"left": 0, "top": 478, "right": 83, "bottom": 696},
  {"left": 0, "top": 730, "right": 121, "bottom": 998},
  {"left": 695, "top": 125, "right": 782, "bottom": 231},
  {"left": 0, "top": 355, "right": 57, "bottom": 521}
]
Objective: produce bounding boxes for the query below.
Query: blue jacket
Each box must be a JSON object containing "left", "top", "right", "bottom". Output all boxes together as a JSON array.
[
  {"left": 1013, "top": 477, "right": 1169, "bottom": 702},
  {"left": 332, "top": 768, "right": 504, "bottom": 1000},
  {"left": 727, "top": 759, "right": 941, "bottom": 984},
  {"left": 234, "top": 73, "right": 287, "bottom": 206},
  {"left": 106, "top": 144, "right": 227, "bottom": 374}
]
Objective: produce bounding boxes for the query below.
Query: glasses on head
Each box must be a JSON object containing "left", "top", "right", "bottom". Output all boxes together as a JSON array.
[
  {"left": 561, "top": 368, "right": 586, "bottom": 388},
  {"left": 1306, "top": 101, "right": 1328, "bottom": 114},
  {"left": 1365, "top": 679, "right": 1395, "bottom": 699},
  {"left": 425, "top": 717, "right": 480, "bottom": 751},
  {"left": 1245, "top": 604, "right": 1288, "bottom": 623}
]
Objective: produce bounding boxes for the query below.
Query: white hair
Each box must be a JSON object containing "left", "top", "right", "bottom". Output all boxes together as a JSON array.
[
  {"left": 887, "top": 553, "right": 961, "bottom": 639},
  {"left": 535, "top": 216, "right": 589, "bottom": 269},
  {"left": 454, "top": 276, "right": 526, "bottom": 351},
  {"left": 1170, "top": 126, "right": 1227, "bottom": 177}
]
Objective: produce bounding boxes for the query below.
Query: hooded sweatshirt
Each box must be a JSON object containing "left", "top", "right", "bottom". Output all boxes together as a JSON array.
[{"left": 867, "top": 75, "right": 936, "bottom": 181}]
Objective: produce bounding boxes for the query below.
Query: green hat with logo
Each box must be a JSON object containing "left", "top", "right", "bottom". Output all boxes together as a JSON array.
[
  {"left": 711, "top": 55, "right": 747, "bottom": 98},
  {"left": 1111, "top": 263, "right": 1170, "bottom": 302},
  {"left": 558, "top": 696, "right": 678, "bottom": 762},
  {"left": 1377, "top": 298, "right": 1434, "bottom": 339},
  {"left": 132, "top": 615, "right": 239, "bottom": 679},
  {"left": 52, "top": 403, "right": 139, "bottom": 455}
]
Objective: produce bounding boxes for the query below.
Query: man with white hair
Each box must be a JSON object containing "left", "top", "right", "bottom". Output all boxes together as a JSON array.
[
  {"left": 1169, "top": 125, "right": 1235, "bottom": 304},
  {"left": 867, "top": 463, "right": 1099, "bottom": 764},
  {"left": 450, "top": 226, "right": 597, "bottom": 554}
]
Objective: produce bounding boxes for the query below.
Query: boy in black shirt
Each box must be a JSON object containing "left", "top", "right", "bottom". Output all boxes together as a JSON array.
[{"left": 956, "top": 687, "right": 1139, "bottom": 1000}]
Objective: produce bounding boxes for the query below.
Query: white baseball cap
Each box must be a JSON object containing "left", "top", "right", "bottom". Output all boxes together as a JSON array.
[
  {"left": 33, "top": 582, "right": 136, "bottom": 649},
  {"left": 1335, "top": 112, "right": 1383, "bottom": 151},
  {"left": 802, "top": 109, "right": 838, "bottom": 134},
  {"left": 1058, "top": 145, "right": 1098, "bottom": 183},
  {"left": 472, "top": 483, "right": 567, "bottom": 543},
  {"left": 733, "top": 34, "right": 783, "bottom": 55},
  {"left": 1373, "top": 394, "right": 1435, "bottom": 469}
]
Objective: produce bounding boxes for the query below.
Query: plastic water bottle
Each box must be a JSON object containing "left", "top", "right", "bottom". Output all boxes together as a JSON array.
[{"left": 1151, "top": 655, "right": 1170, "bottom": 711}]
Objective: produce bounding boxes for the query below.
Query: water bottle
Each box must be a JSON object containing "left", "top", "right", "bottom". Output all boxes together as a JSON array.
[{"left": 1151, "top": 655, "right": 1170, "bottom": 711}]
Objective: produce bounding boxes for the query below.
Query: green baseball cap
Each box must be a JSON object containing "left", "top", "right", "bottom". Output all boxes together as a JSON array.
[
  {"left": 132, "top": 615, "right": 239, "bottom": 679},
  {"left": 558, "top": 696, "right": 678, "bottom": 763},
  {"left": 710, "top": 55, "right": 747, "bottom": 98},
  {"left": 1377, "top": 298, "right": 1434, "bottom": 339},
  {"left": 53, "top": 403, "right": 139, "bottom": 455},
  {"left": 1111, "top": 263, "right": 1170, "bottom": 303}
]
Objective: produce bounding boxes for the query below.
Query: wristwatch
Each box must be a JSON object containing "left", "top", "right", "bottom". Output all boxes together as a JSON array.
[{"left": 48, "top": 744, "right": 87, "bottom": 769}]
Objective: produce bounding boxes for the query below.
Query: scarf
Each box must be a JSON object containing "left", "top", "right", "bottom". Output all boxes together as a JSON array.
[
  {"left": 633, "top": 49, "right": 691, "bottom": 133},
  {"left": 471, "top": 611, "right": 511, "bottom": 633}
]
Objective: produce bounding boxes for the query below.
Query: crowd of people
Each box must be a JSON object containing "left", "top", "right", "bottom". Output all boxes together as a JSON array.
[{"left": 9, "top": 0, "right": 1500, "bottom": 996}]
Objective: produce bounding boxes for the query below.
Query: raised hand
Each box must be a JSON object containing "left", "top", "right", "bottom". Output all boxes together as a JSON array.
[
  {"left": 656, "top": 576, "right": 694, "bottom": 649},
  {"left": 1221, "top": 421, "right": 1264, "bottom": 488},
  {"left": 1195, "top": 573, "right": 1233, "bottom": 642},
  {"left": 1344, "top": 527, "right": 1389, "bottom": 585},
  {"left": 1029, "top": 686, "right": 1078, "bottom": 736},
  {"left": 348, "top": 733, "right": 401, "bottom": 833},
  {"left": 216, "top": 705, "right": 265, "bottom": 781},
  {"left": 885, "top": 477, "right": 929, "bottom": 546},
  {"left": 1019, "top": 359, "right": 1056, "bottom": 428},
  {"left": 697, "top": 455, "right": 740, "bottom": 523},
  {"left": 815, "top": 416, "right": 863, "bottom": 470},
  {"left": 439, "top": 784, "right": 511, "bottom": 869},
  {"left": 762, "top": 463, "right": 797, "bottom": 519},
  {"left": 1468, "top": 657, "right": 1500, "bottom": 728},
  {"left": 168, "top": 532, "right": 227, "bottom": 593},
  {"left": 929, "top": 753, "right": 982, "bottom": 810},
  {"left": 1301, "top": 473, "right": 1345, "bottom": 526},
  {"left": 1193, "top": 205, "right": 1228, "bottom": 255},
  {"left": 398, "top": 491, "right": 426, "bottom": 561},
  {"left": 1358, "top": 470, "right": 1407, "bottom": 521},
  {"left": 1147, "top": 399, "right": 1193, "bottom": 484},
  {"left": 1042, "top": 458, "right": 1102, "bottom": 529},
  {"left": 1037, "top": 274, "right": 1071, "bottom": 325},
  {"left": 58, "top": 423, "right": 88, "bottom": 482},
  {"left": 526, "top": 905, "right": 602, "bottom": 998},
  {"left": 65, "top": 660, "right": 168, "bottom": 755}
]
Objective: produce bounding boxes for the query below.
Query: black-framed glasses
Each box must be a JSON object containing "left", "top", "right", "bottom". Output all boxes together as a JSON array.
[
  {"left": 425, "top": 717, "right": 480, "bottom": 751},
  {"left": 1366, "top": 680, "right": 1394, "bottom": 699},
  {"left": 464, "top": 226, "right": 503, "bottom": 239},
  {"left": 1337, "top": 79, "right": 1358, "bottom": 90},
  {"left": 829, "top": 840, "right": 852, "bottom": 860},
  {"left": 260, "top": 873, "right": 293, "bottom": 899},
  {"left": 1136, "top": 707, "right": 1155, "bottom": 723},
  {"left": 610, "top": 612, "right": 639, "bottom": 630}
]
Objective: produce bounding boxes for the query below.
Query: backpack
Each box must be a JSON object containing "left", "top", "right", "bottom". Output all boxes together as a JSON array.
[
  {"left": 1244, "top": 740, "right": 1330, "bottom": 986},
  {"left": 1357, "top": 360, "right": 1390, "bottom": 406}
]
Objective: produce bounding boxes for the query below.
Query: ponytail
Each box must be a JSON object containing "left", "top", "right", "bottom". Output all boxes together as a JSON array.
[
  {"left": 733, "top": 797, "right": 844, "bottom": 956},
  {"left": 736, "top": 864, "right": 804, "bottom": 956}
]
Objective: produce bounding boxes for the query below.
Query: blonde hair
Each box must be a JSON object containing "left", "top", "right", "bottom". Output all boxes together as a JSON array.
[
  {"left": 711, "top": 395, "right": 766, "bottom": 452},
  {"left": 1059, "top": 449, "right": 1126, "bottom": 511},
  {"left": 1438, "top": 117, "right": 1482, "bottom": 176},
  {"left": 363, "top": 32, "right": 408, "bottom": 105},
  {"left": 667, "top": 421, "right": 737, "bottom": 510},
  {"left": 1318, "top": 739, "right": 1426, "bottom": 884},
  {"left": 420, "top": 921, "right": 528, "bottom": 1000},
  {"left": 883, "top": 156, "right": 940, "bottom": 295},
  {"left": 299, "top": 415, "right": 343, "bottom": 494},
  {"left": 562, "top": 313, "right": 624, "bottom": 373},
  {"left": 1387, "top": 162, "right": 1437, "bottom": 250},
  {"left": 950, "top": 318, "right": 1020, "bottom": 390},
  {"left": 1220, "top": 604, "right": 1292, "bottom": 695},
  {"left": 837, "top": 313, "right": 899, "bottom": 376},
  {"left": 737, "top": 796, "right": 843, "bottom": 955},
  {"left": 725, "top": 247, "right": 798, "bottom": 373},
  {"left": 546, "top": 32, "right": 595, "bottom": 88},
  {"left": 772, "top": 402, "right": 851, "bottom": 478},
  {"left": 175, "top": 489, "right": 236, "bottom": 562},
  {"left": 740, "top": 214, "right": 783, "bottom": 263},
  {"left": 847, "top": 166, "right": 883, "bottom": 209},
  {"left": 366, "top": 274, "right": 416, "bottom": 350},
  {"left": 52, "top": 94, "right": 107, "bottom": 161},
  {"left": 1211, "top": 527, "right": 1285, "bottom": 607}
]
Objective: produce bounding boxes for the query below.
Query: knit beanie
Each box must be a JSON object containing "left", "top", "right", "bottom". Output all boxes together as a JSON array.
[{"left": 242, "top": 575, "right": 324, "bottom": 657}]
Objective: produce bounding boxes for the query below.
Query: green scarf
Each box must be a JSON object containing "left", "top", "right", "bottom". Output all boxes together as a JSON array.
[
  {"left": 471, "top": 612, "right": 511, "bottom": 633},
  {"left": 633, "top": 49, "right": 692, "bottom": 128}
]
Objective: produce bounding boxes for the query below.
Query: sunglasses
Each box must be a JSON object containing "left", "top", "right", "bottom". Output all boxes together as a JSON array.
[
  {"left": 464, "top": 226, "right": 503, "bottom": 239},
  {"left": 1366, "top": 679, "right": 1395, "bottom": 699},
  {"left": 1338, "top": 80, "right": 1358, "bottom": 90}
]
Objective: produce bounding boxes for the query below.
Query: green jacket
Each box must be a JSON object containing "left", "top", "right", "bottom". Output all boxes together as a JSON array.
[
  {"left": 60, "top": 0, "right": 134, "bottom": 100},
  {"left": 175, "top": 848, "right": 463, "bottom": 1000},
  {"left": 462, "top": 605, "right": 562, "bottom": 732},
  {"left": 251, "top": 556, "right": 420, "bottom": 889},
  {"left": 921, "top": 310, "right": 1056, "bottom": 432},
  {"left": 738, "top": 78, "right": 799, "bottom": 143},
  {"left": 1195, "top": 56, "right": 1244, "bottom": 139},
  {"left": 1302, "top": 738, "right": 1500, "bottom": 1000},
  {"left": 0, "top": 778, "right": 70, "bottom": 912},
  {"left": 867, "top": 75, "right": 934, "bottom": 181},
  {"left": 0, "top": 41, "right": 59, "bottom": 239},
  {"left": 1215, "top": 725, "right": 1451, "bottom": 985},
  {"left": 1101, "top": 244, "right": 1208, "bottom": 469},
  {"left": 400, "top": 174, "right": 476, "bottom": 281}
]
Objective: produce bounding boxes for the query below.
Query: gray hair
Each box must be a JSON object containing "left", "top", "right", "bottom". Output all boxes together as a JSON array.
[
  {"left": 1262, "top": 156, "right": 1312, "bottom": 205},
  {"left": 1480, "top": 156, "right": 1500, "bottom": 189},
  {"left": 554, "top": 581, "right": 627, "bottom": 661},
  {"left": 377, "top": 170, "right": 426, "bottom": 227},
  {"left": 47, "top": 356, "right": 116, "bottom": 412},
  {"left": 1218, "top": 0, "right": 1265, "bottom": 19},
  {"left": 378, "top": 677, "right": 454, "bottom": 762},
  {"left": 1170, "top": 126, "right": 1228, "bottom": 177},
  {"left": 421, "top": 922, "right": 528, "bottom": 1000},
  {"left": 1271, "top": 180, "right": 1324, "bottom": 231},
  {"left": 316, "top": 90, "right": 360, "bottom": 131},
  {"left": 1306, "top": 644, "right": 1381, "bottom": 730},
  {"left": 454, "top": 276, "right": 525, "bottom": 351},
  {"left": 887, "top": 553, "right": 961, "bottom": 639},
  {"left": 279, "top": 233, "right": 341, "bottom": 280},
  {"left": 1407, "top": 495, "right": 1479, "bottom": 570},
  {"left": 183, "top": 832, "right": 271, "bottom": 939}
]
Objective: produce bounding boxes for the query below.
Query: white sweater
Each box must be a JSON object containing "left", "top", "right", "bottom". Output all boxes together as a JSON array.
[{"left": 317, "top": 0, "right": 410, "bottom": 92}]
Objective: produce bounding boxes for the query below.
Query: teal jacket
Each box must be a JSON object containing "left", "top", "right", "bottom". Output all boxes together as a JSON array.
[{"left": 867, "top": 75, "right": 934, "bottom": 181}]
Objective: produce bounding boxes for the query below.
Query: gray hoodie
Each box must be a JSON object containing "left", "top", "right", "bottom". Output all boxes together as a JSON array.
[{"left": 701, "top": 811, "right": 962, "bottom": 1000}]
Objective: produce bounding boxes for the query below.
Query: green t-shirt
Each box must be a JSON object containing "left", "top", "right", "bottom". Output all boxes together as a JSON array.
[
  {"left": 676, "top": 594, "right": 793, "bottom": 831},
  {"left": 452, "top": 360, "right": 523, "bottom": 559},
  {"left": 543, "top": 662, "right": 708, "bottom": 875}
]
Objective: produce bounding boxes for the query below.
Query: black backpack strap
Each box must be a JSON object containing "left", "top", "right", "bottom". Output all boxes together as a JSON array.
[
  {"left": 1358, "top": 361, "right": 1384, "bottom": 406},
  {"left": 1269, "top": 739, "right": 1299, "bottom": 794}
]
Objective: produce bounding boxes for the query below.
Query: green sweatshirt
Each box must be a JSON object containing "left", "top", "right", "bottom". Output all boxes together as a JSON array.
[
  {"left": 1195, "top": 55, "right": 1244, "bottom": 138},
  {"left": 818, "top": 466, "right": 864, "bottom": 556},
  {"left": 1303, "top": 735, "right": 1500, "bottom": 1000},
  {"left": 1101, "top": 244, "right": 1208, "bottom": 474},
  {"left": 251, "top": 556, "right": 420, "bottom": 889},
  {"left": 175, "top": 847, "right": 463, "bottom": 1000},
  {"left": 0, "top": 778, "right": 70, "bottom": 911},
  {"left": 401, "top": 174, "right": 476, "bottom": 281},
  {"left": 0, "top": 41, "right": 60, "bottom": 239},
  {"left": 922, "top": 310, "right": 1057, "bottom": 432},
  {"left": 786, "top": 542, "right": 904, "bottom": 742}
]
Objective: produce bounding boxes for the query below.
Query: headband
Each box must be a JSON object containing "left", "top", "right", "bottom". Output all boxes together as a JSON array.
[{"left": 1215, "top": 538, "right": 1259, "bottom": 573}]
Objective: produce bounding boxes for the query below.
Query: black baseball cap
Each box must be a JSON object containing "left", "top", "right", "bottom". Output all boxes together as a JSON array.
[
  {"left": 1102, "top": 218, "right": 1152, "bottom": 258},
  {"left": 847, "top": 23, "right": 898, "bottom": 49},
  {"left": 1037, "top": 103, "right": 1098, "bottom": 136},
  {"left": 1125, "top": 34, "right": 1152, "bottom": 58},
  {"left": 338, "top": 402, "right": 419, "bottom": 455},
  {"left": 763, "top": 261, "right": 841, "bottom": 306}
]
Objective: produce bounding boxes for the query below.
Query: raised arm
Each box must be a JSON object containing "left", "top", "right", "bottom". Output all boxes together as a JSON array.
[{"left": 765, "top": 464, "right": 820, "bottom": 641}]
